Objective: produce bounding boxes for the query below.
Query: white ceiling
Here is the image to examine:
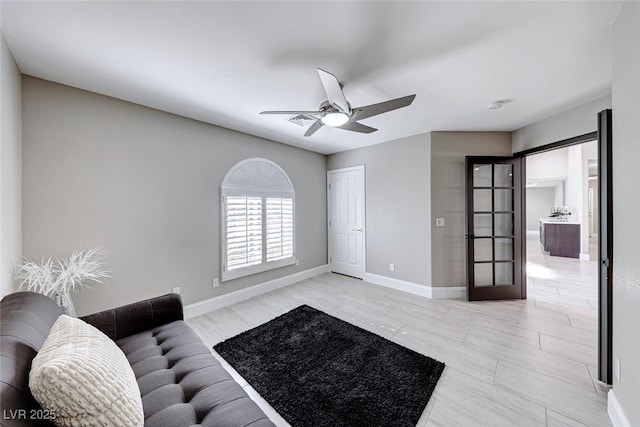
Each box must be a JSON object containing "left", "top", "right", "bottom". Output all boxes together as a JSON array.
[{"left": 1, "top": 1, "right": 623, "bottom": 155}]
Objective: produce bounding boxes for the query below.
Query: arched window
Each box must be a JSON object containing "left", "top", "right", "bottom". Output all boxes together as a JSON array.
[{"left": 221, "top": 158, "right": 295, "bottom": 281}]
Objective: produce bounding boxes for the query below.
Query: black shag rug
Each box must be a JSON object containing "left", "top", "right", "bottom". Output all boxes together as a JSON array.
[{"left": 213, "top": 305, "right": 445, "bottom": 427}]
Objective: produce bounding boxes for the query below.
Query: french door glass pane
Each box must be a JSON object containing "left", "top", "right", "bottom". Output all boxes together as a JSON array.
[
  {"left": 494, "top": 164, "right": 513, "bottom": 187},
  {"left": 474, "top": 214, "right": 493, "bottom": 236},
  {"left": 474, "top": 189, "right": 492, "bottom": 212},
  {"left": 494, "top": 189, "right": 513, "bottom": 212},
  {"left": 494, "top": 213, "right": 513, "bottom": 236},
  {"left": 495, "top": 238, "right": 514, "bottom": 261},
  {"left": 474, "top": 263, "right": 493, "bottom": 287},
  {"left": 495, "top": 262, "right": 514, "bottom": 285},
  {"left": 473, "top": 165, "right": 492, "bottom": 187},
  {"left": 474, "top": 239, "right": 492, "bottom": 262}
]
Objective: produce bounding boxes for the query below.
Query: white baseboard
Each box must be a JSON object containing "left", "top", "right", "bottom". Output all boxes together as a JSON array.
[
  {"left": 580, "top": 252, "right": 590, "bottom": 261},
  {"left": 185, "top": 266, "right": 463, "bottom": 319},
  {"left": 363, "top": 273, "right": 465, "bottom": 299},
  {"left": 184, "top": 264, "right": 330, "bottom": 319},
  {"left": 608, "top": 390, "right": 632, "bottom": 427},
  {"left": 363, "top": 273, "right": 431, "bottom": 297}
]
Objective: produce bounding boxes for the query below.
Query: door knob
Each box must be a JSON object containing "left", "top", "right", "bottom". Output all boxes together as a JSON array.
[{"left": 352, "top": 228, "right": 362, "bottom": 232}]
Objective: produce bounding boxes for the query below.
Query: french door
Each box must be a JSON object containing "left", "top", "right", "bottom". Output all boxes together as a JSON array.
[
  {"left": 465, "top": 156, "right": 525, "bottom": 300},
  {"left": 464, "top": 112, "right": 612, "bottom": 383},
  {"left": 327, "top": 166, "right": 365, "bottom": 279}
]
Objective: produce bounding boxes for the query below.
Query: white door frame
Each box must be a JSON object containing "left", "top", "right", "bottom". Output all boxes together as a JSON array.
[{"left": 327, "top": 165, "right": 366, "bottom": 278}]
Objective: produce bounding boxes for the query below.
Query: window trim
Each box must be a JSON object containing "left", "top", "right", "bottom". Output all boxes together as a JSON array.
[{"left": 221, "top": 159, "right": 296, "bottom": 281}]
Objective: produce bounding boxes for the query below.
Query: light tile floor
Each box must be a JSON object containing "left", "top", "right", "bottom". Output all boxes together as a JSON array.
[{"left": 188, "top": 233, "right": 608, "bottom": 427}]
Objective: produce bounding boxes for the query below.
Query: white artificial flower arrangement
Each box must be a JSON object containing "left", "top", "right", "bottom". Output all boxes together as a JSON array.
[{"left": 15, "top": 247, "right": 110, "bottom": 316}]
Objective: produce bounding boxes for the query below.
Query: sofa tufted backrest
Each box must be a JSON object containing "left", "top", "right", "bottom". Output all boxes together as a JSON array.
[{"left": 1, "top": 292, "right": 62, "bottom": 427}]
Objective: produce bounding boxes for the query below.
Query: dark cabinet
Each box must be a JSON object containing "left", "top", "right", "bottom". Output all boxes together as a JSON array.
[{"left": 540, "top": 220, "right": 580, "bottom": 258}]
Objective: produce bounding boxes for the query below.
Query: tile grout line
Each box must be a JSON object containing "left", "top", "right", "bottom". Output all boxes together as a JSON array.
[
  {"left": 422, "top": 400, "right": 437, "bottom": 427},
  {"left": 544, "top": 408, "right": 549, "bottom": 427},
  {"left": 506, "top": 357, "right": 608, "bottom": 399},
  {"left": 462, "top": 329, "right": 470, "bottom": 344},
  {"left": 538, "top": 345, "right": 596, "bottom": 367},
  {"left": 586, "top": 364, "right": 601, "bottom": 395},
  {"left": 550, "top": 407, "right": 603, "bottom": 427},
  {"left": 389, "top": 323, "right": 406, "bottom": 340},
  {"left": 538, "top": 332, "right": 542, "bottom": 351}
]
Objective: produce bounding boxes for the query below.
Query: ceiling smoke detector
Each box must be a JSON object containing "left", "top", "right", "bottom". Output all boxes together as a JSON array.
[{"left": 487, "top": 100, "right": 505, "bottom": 110}]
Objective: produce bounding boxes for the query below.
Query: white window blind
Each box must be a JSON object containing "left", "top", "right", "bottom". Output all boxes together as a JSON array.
[
  {"left": 226, "top": 196, "right": 263, "bottom": 271},
  {"left": 222, "top": 159, "right": 296, "bottom": 281},
  {"left": 266, "top": 197, "right": 294, "bottom": 262}
]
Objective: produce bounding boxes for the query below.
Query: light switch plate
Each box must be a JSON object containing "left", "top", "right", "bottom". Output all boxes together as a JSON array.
[{"left": 436, "top": 218, "right": 446, "bottom": 227}]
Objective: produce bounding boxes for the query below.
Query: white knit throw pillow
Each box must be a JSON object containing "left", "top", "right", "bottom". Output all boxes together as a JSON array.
[{"left": 29, "top": 315, "right": 144, "bottom": 427}]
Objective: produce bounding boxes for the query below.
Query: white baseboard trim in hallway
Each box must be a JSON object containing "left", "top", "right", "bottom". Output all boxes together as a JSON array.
[
  {"left": 184, "top": 264, "right": 330, "bottom": 319},
  {"left": 608, "top": 390, "right": 632, "bottom": 427},
  {"left": 363, "top": 273, "right": 465, "bottom": 299}
]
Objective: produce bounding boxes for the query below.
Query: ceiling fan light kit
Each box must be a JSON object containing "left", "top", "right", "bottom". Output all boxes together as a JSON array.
[
  {"left": 261, "top": 68, "right": 416, "bottom": 137},
  {"left": 320, "top": 111, "right": 350, "bottom": 127}
]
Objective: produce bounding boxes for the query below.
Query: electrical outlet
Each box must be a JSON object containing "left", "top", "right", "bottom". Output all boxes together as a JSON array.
[
  {"left": 390, "top": 263, "right": 395, "bottom": 272},
  {"left": 172, "top": 286, "right": 181, "bottom": 294},
  {"left": 212, "top": 278, "right": 219, "bottom": 288},
  {"left": 615, "top": 357, "right": 621, "bottom": 381},
  {"left": 436, "top": 218, "right": 446, "bottom": 227},
  {"left": 295, "top": 258, "right": 299, "bottom": 266}
]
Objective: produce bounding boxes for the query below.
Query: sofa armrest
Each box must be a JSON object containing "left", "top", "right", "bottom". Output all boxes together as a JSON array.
[{"left": 80, "top": 293, "right": 183, "bottom": 341}]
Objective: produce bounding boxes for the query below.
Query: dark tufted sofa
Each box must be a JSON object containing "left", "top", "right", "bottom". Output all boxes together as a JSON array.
[{"left": 0, "top": 291, "right": 275, "bottom": 427}]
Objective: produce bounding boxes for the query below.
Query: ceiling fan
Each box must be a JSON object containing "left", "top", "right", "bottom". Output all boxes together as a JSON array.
[{"left": 260, "top": 69, "right": 416, "bottom": 137}]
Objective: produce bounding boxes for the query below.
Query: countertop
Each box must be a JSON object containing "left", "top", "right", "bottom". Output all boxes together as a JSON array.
[{"left": 539, "top": 218, "right": 581, "bottom": 225}]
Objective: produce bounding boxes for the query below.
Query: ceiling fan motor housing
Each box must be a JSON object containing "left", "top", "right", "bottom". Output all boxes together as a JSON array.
[{"left": 319, "top": 100, "right": 351, "bottom": 115}]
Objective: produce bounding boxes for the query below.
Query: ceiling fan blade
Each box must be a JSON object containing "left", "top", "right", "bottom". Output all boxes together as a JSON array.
[
  {"left": 260, "top": 110, "right": 322, "bottom": 115},
  {"left": 304, "top": 119, "right": 324, "bottom": 137},
  {"left": 317, "top": 68, "right": 351, "bottom": 114},
  {"left": 338, "top": 121, "right": 378, "bottom": 134},
  {"left": 352, "top": 94, "right": 416, "bottom": 121}
]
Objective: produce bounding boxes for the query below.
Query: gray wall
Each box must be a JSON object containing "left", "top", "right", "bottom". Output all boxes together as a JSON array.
[
  {"left": 512, "top": 95, "right": 611, "bottom": 153},
  {"left": 0, "top": 34, "right": 22, "bottom": 298},
  {"left": 611, "top": 2, "right": 640, "bottom": 424},
  {"left": 525, "top": 187, "right": 555, "bottom": 231},
  {"left": 327, "top": 134, "right": 431, "bottom": 286},
  {"left": 22, "top": 77, "right": 327, "bottom": 315},
  {"left": 430, "top": 132, "right": 512, "bottom": 288}
]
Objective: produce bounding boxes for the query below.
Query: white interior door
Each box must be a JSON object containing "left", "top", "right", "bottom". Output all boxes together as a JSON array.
[{"left": 328, "top": 166, "right": 365, "bottom": 279}]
